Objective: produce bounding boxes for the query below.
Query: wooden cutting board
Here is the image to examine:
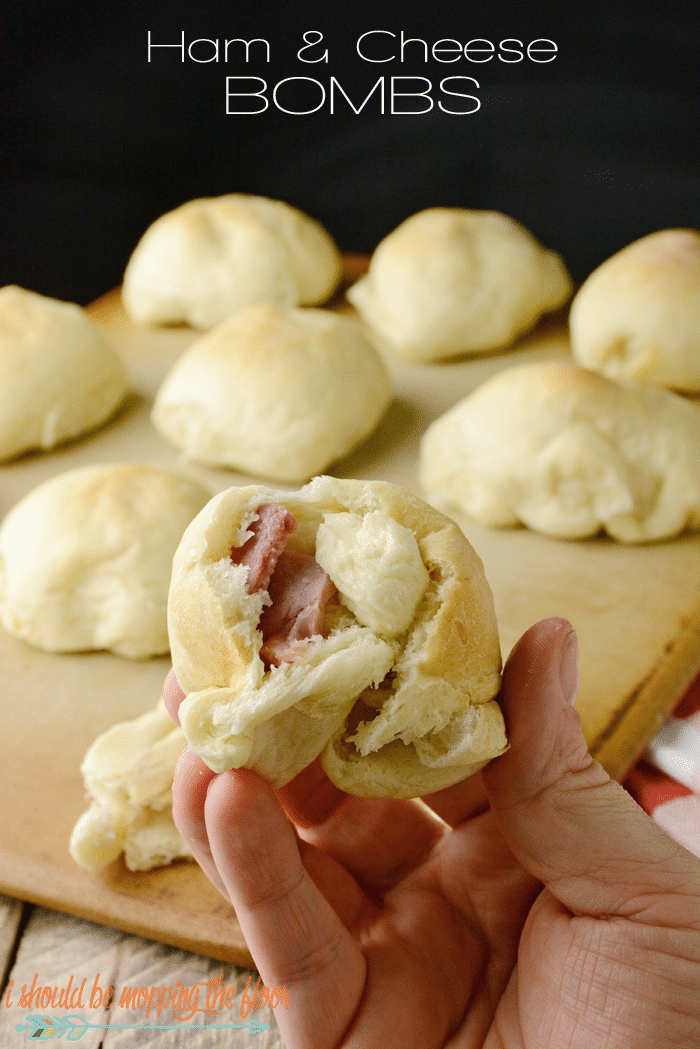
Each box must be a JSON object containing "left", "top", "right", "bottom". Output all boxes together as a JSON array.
[{"left": 1, "top": 255, "right": 700, "bottom": 968}]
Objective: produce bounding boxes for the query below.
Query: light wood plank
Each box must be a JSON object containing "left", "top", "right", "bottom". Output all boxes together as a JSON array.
[
  {"left": 102, "top": 935, "right": 285, "bottom": 1048},
  {"left": 0, "top": 894, "right": 25, "bottom": 990},
  {"left": 0, "top": 907, "right": 285, "bottom": 1048},
  {"left": 0, "top": 907, "right": 124, "bottom": 1048}
]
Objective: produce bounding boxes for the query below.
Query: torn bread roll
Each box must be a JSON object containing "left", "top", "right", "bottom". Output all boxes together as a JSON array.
[
  {"left": 70, "top": 699, "right": 190, "bottom": 871},
  {"left": 151, "top": 303, "right": 392, "bottom": 482},
  {"left": 419, "top": 360, "right": 700, "bottom": 543},
  {"left": 347, "top": 208, "right": 572, "bottom": 362},
  {"left": 0, "top": 463, "right": 211, "bottom": 657},
  {"left": 122, "top": 193, "right": 343, "bottom": 329},
  {"left": 569, "top": 229, "right": 700, "bottom": 391},
  {"left": 168, "top": 476, "right": 506, "bottom": 798},
  {"left": 0, "top": 285, "right": 129, "bottom": 461}
]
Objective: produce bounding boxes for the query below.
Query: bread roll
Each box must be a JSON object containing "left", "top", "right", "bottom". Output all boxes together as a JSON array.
[
  {"left": 570, "top": 229, "right": 700, "bottom": 391},
  {"left": 122, "top": 193, "right": 343, "bottom": 329},
  {"left": 69, "top": 699, "right": 190, "bottom": 871},
  {"left": 0, "top": 463, "right": 210, "bottom": 657},
  {"left": 168, "top": 476, "right": 505, "bottom": 798},
  {"left": 151, "top": 303, "right": 392, "bottom": 482},
  {"left": 0, "top": 285, "right": 129, "bottom": 461},
  {"left": 419, "top": 360, "right": 700, "bottom": 543},
  {"left": 347, "top": 208, "right": 572, "bottom": 362}
]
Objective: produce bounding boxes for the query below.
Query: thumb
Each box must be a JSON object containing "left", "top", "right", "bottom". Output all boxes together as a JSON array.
[{"left": 483, "top": 617, "right": 700, "bottom": 926}]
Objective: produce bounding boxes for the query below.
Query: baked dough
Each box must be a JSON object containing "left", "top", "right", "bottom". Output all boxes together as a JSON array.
[
  {"left": 168, "top": 476, "right": 506, "bottom": 798},
  {"left": 570, "top": 229, "right": 700, "bottom": 391},
  {"left": 0, "top": 463, "right": 211, "bottom": 657},
  {"left": 419, "top": 360, "right": 700, "bottom": 543},
  {"left": 0, "top": 285, "right": 129, "bottom": 461},
  {"left": 122, "top": 193, "right": 343, "bottom": 329},
  {"left": 151, "top": 303, "right": 393, "bottom": 482},
  {"left": 69, "top": 699, "right": 190, "bottom": 871},
  {"left": 347, "top": 208, "right": 572, "bottom": 362}
]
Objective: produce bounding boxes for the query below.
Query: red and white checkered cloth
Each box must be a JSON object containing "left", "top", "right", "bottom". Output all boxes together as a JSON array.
[{"left": 624, "top": 672, "right": 700, "bottom": 860}]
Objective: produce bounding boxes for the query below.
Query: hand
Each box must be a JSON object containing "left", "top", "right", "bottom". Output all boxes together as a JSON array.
[{"left": 163, "top": 618, "right": 700, "bottom": 1048}]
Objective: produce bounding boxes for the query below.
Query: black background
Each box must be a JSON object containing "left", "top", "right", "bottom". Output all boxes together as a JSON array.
[{"left": 2, "top": 0, "right": 698, "bottom": 305}]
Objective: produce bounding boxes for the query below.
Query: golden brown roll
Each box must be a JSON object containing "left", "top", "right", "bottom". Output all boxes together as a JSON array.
[
  {"left": 69, "top": 699, "right": 190, "bottom": 871},
  {"left": 151, "top": 303, "right": 392, "bottom": 482},
  {"left": 347, "top": 208, "right": 572, "bottom": 362},
  {"left": 419, "top": 360, "right": 700, "bottom": 543},
  {"left": 0, "top": 463, "right": 211, "bottom": 657},
  {"left": 122, "top": 193, "right": 343, "bottom": 329},
  {"left": 0, "top": 285, "right": 129, "bottom": 461},
  {"left": 168, "top": 476, "right": 506, "bottom": 798},
  {"left": 569, "top": 229, "right": 700, "bottom": 392}
]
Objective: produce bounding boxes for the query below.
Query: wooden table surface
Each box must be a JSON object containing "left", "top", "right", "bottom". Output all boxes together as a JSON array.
[{"left": 0, "top": 894, "right": 286, "bottom": 1047}]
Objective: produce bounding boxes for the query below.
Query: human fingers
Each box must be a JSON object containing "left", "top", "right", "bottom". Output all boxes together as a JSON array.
[
  {"left": 162, "top": 668, "right": 185, "bottom": 725},
  {"left": 420, "top": 770, "right": 490, "bottom": 827},
  {"left": 276, "top": 757, "right": 347, "bottom": 829},
  {"left": 484, "top": 616, "right": 700, "bottom": 928},
  {"left": 205, "top": 768, "right": 368, "bottom": 1048},
  {"left": 277, "top": 758, "right": 445, "bottom": 895},
  {"left": 171, "top": 747, "right": 229, "bottom": 901},
  {"left": 173, "top": 750, "right": 371, "bottom": 929}
]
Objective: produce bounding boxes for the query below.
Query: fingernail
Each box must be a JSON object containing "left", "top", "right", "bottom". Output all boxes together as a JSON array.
[{"left": 559, "top": 629, "right": 579, "bottom": 705}]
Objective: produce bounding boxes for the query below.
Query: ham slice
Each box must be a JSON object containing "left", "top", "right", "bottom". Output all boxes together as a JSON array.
[
  {"left": 230, "top": 503, "right": 296, "bottom": 593},
  {"left": 259, "top": 551, "right": 337, "bottom": 666},
  {"left": 231, "top": 502, "right": 336, "bottom": 666}
]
